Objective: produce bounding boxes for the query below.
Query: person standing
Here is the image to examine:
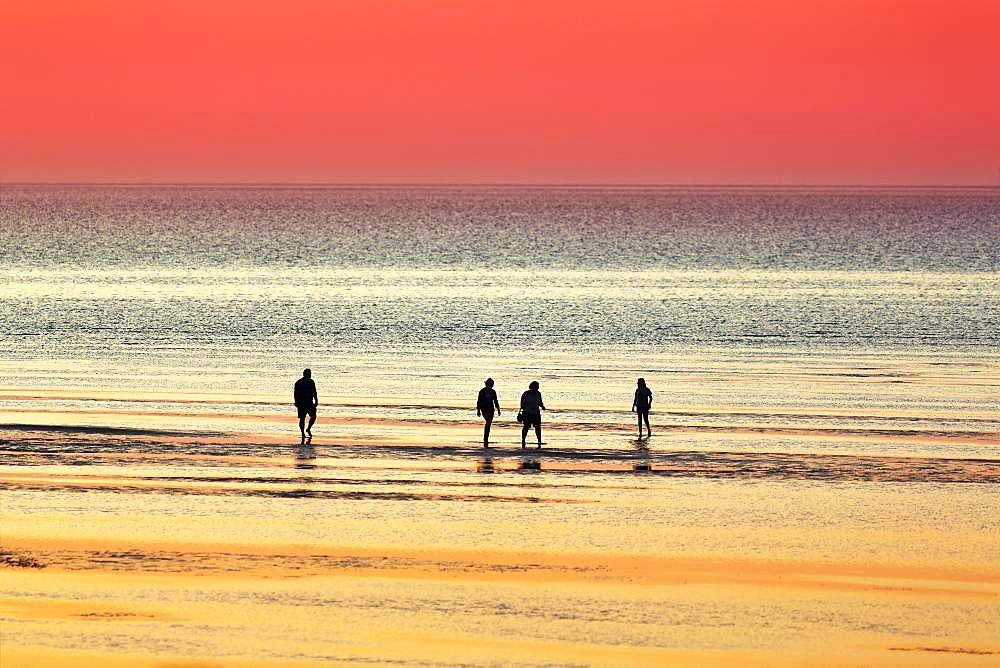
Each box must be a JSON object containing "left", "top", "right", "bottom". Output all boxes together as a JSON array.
[
  {"left": 632, "top": 377, "right": 653, "bottom": 438},
  {"left": 294, "top": 368, "right": 318, "bottom": 443},
  {"left": 476, "top": 378, "right": 501, "bottom": 448},
  {"left": 519, "top": 380, "right": 546, "bottom": 449}
]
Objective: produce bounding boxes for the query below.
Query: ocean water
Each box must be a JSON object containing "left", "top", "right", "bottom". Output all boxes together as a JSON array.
[
  {"left": 0, "top": 185, "right": 997, "bottom": 447},
  {"left": 1, "top": 185, "right": 998, "bottom": 665}
]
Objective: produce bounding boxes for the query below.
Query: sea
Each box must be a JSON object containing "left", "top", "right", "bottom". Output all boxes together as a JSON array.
[{"left": 0, "top": 184, "right": 998, "bottom": 665}]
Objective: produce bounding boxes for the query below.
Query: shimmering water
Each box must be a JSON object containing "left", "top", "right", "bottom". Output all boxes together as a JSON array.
[
  {"left": 1, "top": 185, "right": 997, "bottom": 452},
  {"left": 3, "top": 187, "right": 998, "bottom": 351},
  {"left": 3, "top": 185, "right": 998, "bottom": 270},
  {"left": 1, "top": 185, "right": 998, "bottom": 665}
]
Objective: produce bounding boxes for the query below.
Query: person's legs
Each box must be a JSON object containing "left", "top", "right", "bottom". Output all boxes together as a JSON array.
[
  {"left": 306, "top": 410, "right": 316, "bottom": 437},
  {"left": 637, "top": 411, "right": 643, "bottom": 437},
  {"left": 297, "top": 405, "right": 307, "bottom": 441},
  {"left": 534, "top": 418, "right": 542, "bottom": 448},
  {"left": 642, "top": 410, "right": 651, "bottom": 436},
  {"left": 521, "top": 422, "right": 530, "bottom": 448},
  {"left": 483, "top": 416, "right": 493, "bottom": 447}
]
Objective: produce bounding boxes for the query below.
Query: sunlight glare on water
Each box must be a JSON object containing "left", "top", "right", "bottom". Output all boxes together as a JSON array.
[{"left": 1, "top": 185, "right": 998, "bottom": 666}]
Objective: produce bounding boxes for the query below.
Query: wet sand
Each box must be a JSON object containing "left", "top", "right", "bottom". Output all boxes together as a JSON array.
[
  {"left": 3, "top": 411, "right": 999, "bottom": 666},
  {"left": 1, "top": 348, "right": 998, "bottom": 666}
]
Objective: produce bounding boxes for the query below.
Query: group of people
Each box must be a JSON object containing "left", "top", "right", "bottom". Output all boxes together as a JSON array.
[
  {"left": 476, "top": 377, "right": 653, "bottom": 448},
  {"left": 293, "top": 369, "right": 654, "bottom": 448}
]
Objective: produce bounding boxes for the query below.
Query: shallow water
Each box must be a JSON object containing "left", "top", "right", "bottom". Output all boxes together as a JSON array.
[{"left": 1, "top": 185, "right": 998, "bottom": 665}]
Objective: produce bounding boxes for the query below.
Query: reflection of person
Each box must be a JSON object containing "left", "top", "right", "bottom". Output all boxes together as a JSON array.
[
  {"left": 476, "top": 378, "right": 501, "bottom": 448},
  {"left": 519, "top": 380, "right": 546, "bottom": 449},
  {"left": 294, "top": 368, "right": 318, "bottom": 443},
  {"left": 295, "top": 442, "right": 317, "bottom": 469},
  {"left": 518, "top": 458, "right": 542, "bottom": 471},
  {"left": 632, "top": 377, "right": 653, "bottom": 438}
]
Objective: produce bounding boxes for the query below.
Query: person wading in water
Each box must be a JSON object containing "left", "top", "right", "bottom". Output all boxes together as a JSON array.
[
  {"left": 294, "top": 368, "right": 318, "bottom": 443},
  {"left": 476, "top": 378, "right": 501, "bottom": 448},
  {"left": 519, "top": 380, "right": 546, "bottom": 449},
  {"left": 632, "top": 377, "right": 653, "bottom": 438}
]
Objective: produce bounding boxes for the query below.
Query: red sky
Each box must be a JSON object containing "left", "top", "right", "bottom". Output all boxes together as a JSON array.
[{"left": 3, "top": 0, "right": 998, "bottom": 184}]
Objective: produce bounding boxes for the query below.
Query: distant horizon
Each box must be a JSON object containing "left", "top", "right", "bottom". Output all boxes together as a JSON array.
[{"left": 4, "top": 181, "right": 1000, "bottom": 189}]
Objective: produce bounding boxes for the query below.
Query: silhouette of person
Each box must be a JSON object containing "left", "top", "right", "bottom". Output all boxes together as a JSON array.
[
  {"left": 476, "top": 378, "right": 501, "bottom": 448},
  {"left": 632, "top": 377, "right": 653, "bottom": 438},
  {"left": 294, "top": 368, "right": 318, "bottom": 443},
  {"left": 519, "top": 380, "right": 546, "bottom": 449}
]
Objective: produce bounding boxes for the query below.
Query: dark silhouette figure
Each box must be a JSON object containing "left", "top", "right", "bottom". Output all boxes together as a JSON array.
[
  {"left": 632, "top": 377, "right": 653, "bottom": 438},
  {"left": 476, "top": 378, "right": 501, "bottom": 448},
  {"left": 294, "top": 368, "right": 318, "bottom": 443},
  {"left": 519, "top": 380, "right": 546, "bottom": 449}
]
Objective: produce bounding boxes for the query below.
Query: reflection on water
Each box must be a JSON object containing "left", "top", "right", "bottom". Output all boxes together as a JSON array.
[
  {"left": 295, "top": 443, "right": 316, "bottom": 470},
  {"left": 518, "top": 458, "right": 542, "bottom": 472},
  {"left": 4, "top": 185, "right": 998, "bottom": 272},
  {"left": 634, "top": 440, "right": 653, "bottom": 472},
  {"left": 1, "top": 392, "right": 998, "bottom": 667},
  {"left": 2, "top": 432, "right": 998, "bottom": 561},
  {"left": 1, "top": 186, "right": 999, "bottom": 665}
]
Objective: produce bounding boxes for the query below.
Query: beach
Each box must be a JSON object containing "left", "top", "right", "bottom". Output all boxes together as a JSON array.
[
  {"left": 1, "top": 185, "right": 998, "bottom": 665},
  {"left": 3, "top": 346, "right": 998, "bottom": 666}
]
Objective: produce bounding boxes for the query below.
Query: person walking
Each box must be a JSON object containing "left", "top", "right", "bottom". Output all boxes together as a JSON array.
[
  {"left": 294, "top": 368, "right": 318, "bottom": 443},
  {"left": 632, "top": 377, "right": 653, "bottom": 438},
  {"left": 476, "top": 378, "right": 501, "bottom": 448},
  {"left": 519, "top": 380, "right": 546, "bottom": 449}
]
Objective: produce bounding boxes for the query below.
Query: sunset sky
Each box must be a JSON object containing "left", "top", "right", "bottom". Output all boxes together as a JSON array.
[{"left": 3, "top": 0, "right": 998, "bottom": 185}]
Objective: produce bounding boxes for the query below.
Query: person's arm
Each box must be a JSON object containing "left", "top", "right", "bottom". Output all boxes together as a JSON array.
[
  {"left": 520, "top": 392, "right": 526, "bottom": 411},
  {"left": 313, "top": 383, "right": 319, "bottom": 407},
  {"left": 647, "top": 389, "right": 652, "bottom": 408},
  {"left": 493, "top": 392, "right": 500, "bottom": 414},
  {"left": 539, "top": 393, "right": 546, "bottom": 411},
  {"left": 632, "top": 389, "right": 637, "bottom": 412}
]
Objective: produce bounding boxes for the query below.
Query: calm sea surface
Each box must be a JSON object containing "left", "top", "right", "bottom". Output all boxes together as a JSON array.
[
  {"left": 1, "top": 185, "right": 997, "bottom": 444},
  {"left": 1, "top": 185, "right": 998, "bottom": 665}
]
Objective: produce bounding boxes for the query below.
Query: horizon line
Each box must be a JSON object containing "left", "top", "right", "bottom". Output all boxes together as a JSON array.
[{"left": 3, "top": 181, "right": 999, "bottom": 189}]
